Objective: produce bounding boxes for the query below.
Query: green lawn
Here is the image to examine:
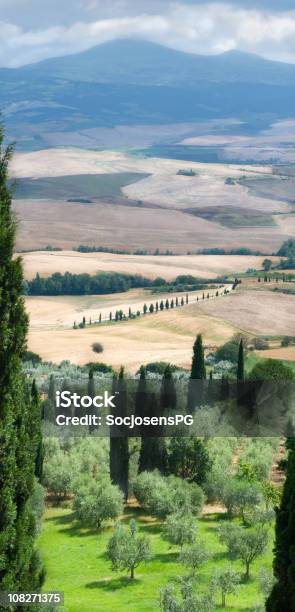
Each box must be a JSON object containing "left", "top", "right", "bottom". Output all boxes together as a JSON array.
[{"left": 39, "top": 505, "right": 274, "bottom": 611}]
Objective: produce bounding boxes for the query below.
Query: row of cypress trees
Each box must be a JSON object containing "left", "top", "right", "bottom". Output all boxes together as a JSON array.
[{"left": 0, "top": 127, "right": 43, "bottom": 592}]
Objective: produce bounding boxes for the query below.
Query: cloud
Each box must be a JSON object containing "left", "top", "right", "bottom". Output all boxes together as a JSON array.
[{"left": 1, "top": 3, "right": 295, "bottom": 67}]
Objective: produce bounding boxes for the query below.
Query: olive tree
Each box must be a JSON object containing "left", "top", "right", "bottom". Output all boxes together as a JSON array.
[
  {"left": 219, "top": 524, "right": 269, "bottom": 580},
  {"left": 160, "top": 579, "right": 214, "bottom": 612},
  {"left": 221, "top": 478, "right": 263, "bottom": 523},
  {"left": 179, "top": 540, "right": 210, "bottom": 575},
  {"left": 162, "top": 513, "right": 197, "bottom": 549},
  {"left": 211, "top": 567, "right": 240, "bottom": 608},
  {"left": 133, "top": 471, "right": 204, "bottom": 519},
  {"left": 74, "top": 476, "right": 123, "bottom": 528},
  {"left": 42, "top": 452, "right": 73, "bottom": 500},
  {"left": 107, "top": 519, "right": 151, "bottom": 579}
]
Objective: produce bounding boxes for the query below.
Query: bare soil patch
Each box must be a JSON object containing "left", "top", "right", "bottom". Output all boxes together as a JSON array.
[{"left": 198, "top": 290, "right": 295, "bottom": 336}]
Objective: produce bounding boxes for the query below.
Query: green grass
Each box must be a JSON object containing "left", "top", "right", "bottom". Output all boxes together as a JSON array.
[
  {"left": 39, "top": 505, "right": 274, "bottom": 611},
  {"left": 12, "top": 173, "right": 149, "bottom": 200},
  {"left": 185, "top": 206, "right": 275, "bottom": 228}
]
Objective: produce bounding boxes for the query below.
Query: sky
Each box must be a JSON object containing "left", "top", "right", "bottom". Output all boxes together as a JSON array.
[{"left": 1, "top": 0, "right": 295, "bottom": 67}]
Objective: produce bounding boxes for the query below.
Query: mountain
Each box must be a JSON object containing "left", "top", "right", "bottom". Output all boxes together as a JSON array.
[
  {"left": 18, "top": 40, "right": 295, "bottom": 87},
  {"left": 1, "top": 40, "right": 295, "bottom": 150}
]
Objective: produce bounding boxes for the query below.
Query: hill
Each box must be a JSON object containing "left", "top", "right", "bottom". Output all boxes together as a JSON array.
[
  {"left": 12, "top": 40, "right": 295, "bottom": 87},
  {"left": 2, "top": 40, "right": 295, "bottom": 149}
]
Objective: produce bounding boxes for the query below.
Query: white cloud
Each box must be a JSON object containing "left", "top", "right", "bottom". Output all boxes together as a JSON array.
[{"left": 2, "top": 3, "right": 295, "bottom": 67}]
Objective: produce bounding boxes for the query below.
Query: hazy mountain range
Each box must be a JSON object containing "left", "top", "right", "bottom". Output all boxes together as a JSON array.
[{"left": 1, "top": 39, "right": 295, "bottom": 150}]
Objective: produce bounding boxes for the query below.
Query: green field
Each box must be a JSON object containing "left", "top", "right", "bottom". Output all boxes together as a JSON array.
[
  {"left": 12, "top": 173, "right": 149, "bottom": 200},
  {"left": 185, "top": 206, "right": 275, "bottom": 229},
  {"left": 39, "top": 505, "right": 274, "bottom": 612}
]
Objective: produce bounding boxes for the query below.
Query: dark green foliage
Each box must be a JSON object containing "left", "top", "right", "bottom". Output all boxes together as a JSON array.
[
  {"left": 216, "top": 341, "right": 239, "bottom": 363},
  {"left": 0, "top": 127, "right": 43, "bottom": 590},
  {"left": 190, "top": 335, "right": 206, "bottom": 380},
  {"left": 26, "top": 270, "right": 209, "bottom": 297},
  {"left": 168, "top": 437, "right": 212, "bottom": 485},
  {"left": 277, "top": 239, "right": 295, "bottom": 268},
  {"left": 237, "top": 340, "right": 245, "bottom": 382},
  {"left": 160, "top": 365, "right": 177, "bottom": 411},
  {"left": 136, "top": 367, "right": 168, "bottom": 475},
  {"left": 22, "top": 351, "right": 42, "bottom": 364},
  {"left": 27, "top": 271, "right": 153, "bottom": 296},
  {"left": 250, "top": 359, "right": 294, "bottom": 381},
  {"left": 141, "top": 362, "right": 179, "bottom": 375},
  {"left": 85, "top": 362, "right": 113, "bottom": 374},
  {"left": 92, "top": 342, "right": 103, "bottom": 354},
  {"left": 109, "top": 369, "right": 129, "bottom": 500},
  {"left": 32, "top": 382, "right": 43, "bottom": 482},
  {"left": 266, "top": 448, "right": 295, "bottom": 611},
  {"left": 187, "top": 334, "right": 206, "bottom": 410}
]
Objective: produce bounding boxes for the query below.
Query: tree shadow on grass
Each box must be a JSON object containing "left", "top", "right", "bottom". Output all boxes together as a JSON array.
[
  {"left": 86, "top": 576, "right": 139, "bottom": 592},
  {"left": 47, "top": 512, "right": 110, "bottom": 538},
  {"left": 154, "top": 551, "right": 179, "bottom": 564},
  {"left": 139, "top": 523, "right": 163, "bottom": 536}
]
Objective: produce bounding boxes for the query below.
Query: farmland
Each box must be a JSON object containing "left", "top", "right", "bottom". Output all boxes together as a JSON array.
[
  {"left": 10, "top": 148, "right": 295, "bottom": 252},
  {"left": 21, "top": 251, "right": 280, "bottom": 281}
]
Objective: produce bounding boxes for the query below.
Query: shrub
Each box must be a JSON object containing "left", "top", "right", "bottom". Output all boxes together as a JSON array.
[
  {"left": 86, "top": 362, "right": 113, "bottom": 373},
  {"left": 22, "top": 350, "right": 42, "bottom": 364},
  {"left": 92, "top": 342, "right": 104, "bottom": 354},
  {"left": 215, "top": 341, "right": 239, "bottom": 363},
  {"left": 252, "top": 337, "right": 269, "bottom": 350}
]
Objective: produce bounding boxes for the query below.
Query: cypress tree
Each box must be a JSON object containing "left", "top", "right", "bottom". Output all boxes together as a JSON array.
[
  {"left": 266, "top": 446, "right": 295, "bottom": 611},
  {"left": 160, "top": 365, "right": 177, "bottom": 411},
  {"left": 0, "top": 127, "right": 42, "bottom": 590},
  {"left": 136, "top": 367, "right": 167, "bottom": 474},
  {"left": 136, "top": 367, "right": 149, "bottom": 473},
  {"left": 46, "top": 373, "right": 56, "bottom": 421},
  {"left": 190, "top": 335, "right": 206, "bottom": 380},
  {"left": 87, "top": 370, "right": 96, "bottom": 433},
  {"left": 32, "top": 381, "right": 43, "bottom": 482},
  {"left": 109, "top": 368, "right": 129, "bottom": 500},
  {"left": 237, "top": 340, "right": 245, "bottom": 382},
  {"left": 187, "top": 334, "right": 206, "bottom": 410}
]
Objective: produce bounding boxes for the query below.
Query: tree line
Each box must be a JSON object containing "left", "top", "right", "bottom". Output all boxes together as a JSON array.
[{"left": 25, "top": 272, "right": 210, "bottom": 297}]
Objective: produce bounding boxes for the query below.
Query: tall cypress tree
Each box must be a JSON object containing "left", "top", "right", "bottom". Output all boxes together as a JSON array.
[
  {"left": 190, "top": 335, "right": 206, "bottom": 380},
  {"left": 136, "top": 367, "right": 167, "bottom": 474},
  {"left": 32, "top": 381, "right": 43, "bottom": 482},
  {"left": 160, "top": 365, "right": 177, "bottom": 411},
  {"left": 87, "top": 369, "right": 96, "bottom": 433},
  {"left": 266, "top": 446, "right": 295, "bottom": 612},
  {"left": 136, "top": 367, "right": 149, "bottom": 473},
  {"left": 0, "top": 126, "right": 42, "bottom": 590},
  {"left": 109, "top": 368, "right": 129, "bottom": 500},
  {"left": 187, "top": 334, "right": 206, "bottom": 410},
  {"left": 237, "top": 340, "right": 245, "bottom": 382}
]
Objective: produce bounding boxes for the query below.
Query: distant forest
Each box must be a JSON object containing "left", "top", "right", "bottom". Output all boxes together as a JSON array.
[{"left": 24, "top": 272, "right": 209, "bottom": 296}]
